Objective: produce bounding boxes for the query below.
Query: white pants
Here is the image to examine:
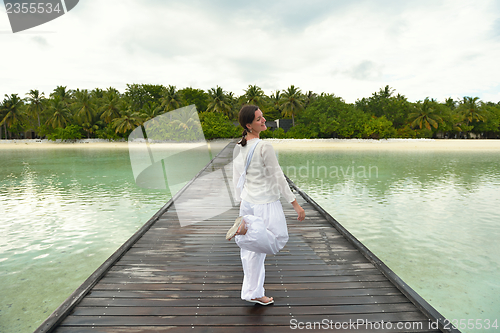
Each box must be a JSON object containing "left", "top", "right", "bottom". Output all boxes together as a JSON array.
[{"left": 235, "top": 200, "right": 289, "bottom": 300}]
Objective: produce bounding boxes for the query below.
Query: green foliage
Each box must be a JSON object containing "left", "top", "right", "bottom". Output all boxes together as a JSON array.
[
  {"left": 37, "top": 124, "right": 54, "bottom": 138},
  {"left": 199, "top": 111, "right": 239, "bottom": 140},
  {"left": 125, "top": 84, "right": 165, "bottom": 112},
  {"left": 396, "top": 125, "right": 418, "bottom": 138},
  {"left": 47, "top": 125, "right": 83, "bottom": 141},
  {"left": 179, "top": 87, "right": 209, "bottom": 112},
  {"left": 160, "top": 85, "right": 182, "bottom": 112},
  {"left": 415, "top": 127, "right": 434, "bottom": 138},
  {"left": 260, "top": 128, "right": 287, "bottom": 139},
  {"left": 356, "top": 85, "right": 411, "bottom": 128},
  {"left": 280, "top": 85, "right": 305, "bottom": 126},
  {"left": 100, "top": 88, "right": 122, "bottom": 124},
  {"left": 473, "top": 103, "right": 500, "bottom": 135},
  {"left": 285, "top": 124, "right": 318, "bottom": 139},
  {"left": 96, "top": 124, "right": 122, "bottom": 140},
  {"left": 207, "top": 86, "right": 232, "bottom": 116},
  {"left": 363, "top": 116, "right": 397, "bottom": 139},
  {"left": 3, "top": 84, "right": 500, "bottom": 141},
  {"left": 296, "top": 93, "right": 345, "bottom": 137},
  {"left": 408, "top": 98, "right": 443, "bottom": 131},
  {"left": 243, "top": 85, "right": 265, "bottom": 107},
  {"left": 112, "top": 109, "right": 141, "bottom": 135}
]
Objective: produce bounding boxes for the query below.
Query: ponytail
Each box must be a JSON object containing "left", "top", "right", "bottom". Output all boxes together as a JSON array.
[
  {"left": 237, "top": 104, "right": 258, "bottom": 147},
  {"left": 238, "top": 129, "right": 248, "bottom": 146}
]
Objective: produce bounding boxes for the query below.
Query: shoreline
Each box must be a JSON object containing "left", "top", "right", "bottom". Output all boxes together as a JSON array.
[
  {"left": 1, "top": 138, "right": 500, "bottom": 150},
  {"left": 269, "top": 138, "right": 500, "bottom": 150}
]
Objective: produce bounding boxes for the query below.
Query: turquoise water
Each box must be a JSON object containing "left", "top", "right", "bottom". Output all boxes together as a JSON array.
[
  {"left": 1, "top": 141, "right": 499, "bottom": 332},
  {"left": 275, "top": 147, "right": 500, "bottom": 332},
  {"left": 0, "top": 141, "right": 228, "bottom": 333}
]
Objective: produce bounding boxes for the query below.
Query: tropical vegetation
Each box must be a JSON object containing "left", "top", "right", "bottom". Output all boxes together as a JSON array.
[{"left": 1, "top": 84, "right": 500, "bottom": 141}]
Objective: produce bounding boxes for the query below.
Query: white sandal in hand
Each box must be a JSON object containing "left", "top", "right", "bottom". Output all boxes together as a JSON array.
[{"left": 226, "top": 216, "right": 246, "bottom": 241}]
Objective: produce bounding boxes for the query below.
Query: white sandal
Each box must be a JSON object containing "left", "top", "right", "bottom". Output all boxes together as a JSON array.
[
  {"left": 248, "top": 296, "right": 274, "bottom": 305},
  {"left": 226, "top": 216, "right": 245, "bottom": 241}
]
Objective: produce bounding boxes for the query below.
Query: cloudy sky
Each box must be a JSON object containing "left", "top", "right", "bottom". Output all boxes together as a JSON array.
[{"left": 1, "top": 0, "right": 500, "bottom": 103}]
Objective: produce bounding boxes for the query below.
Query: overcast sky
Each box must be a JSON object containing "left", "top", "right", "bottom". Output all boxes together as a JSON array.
[{"left": 1, "top": 0, "right": 500, "bottom": 103}]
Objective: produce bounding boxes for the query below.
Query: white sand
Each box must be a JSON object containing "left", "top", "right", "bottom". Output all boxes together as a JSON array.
[
  {"left": 269, "top": 138, "right": 500, "bottom": 151},
  {"left": 1, "top": 138, "right": 500, "bottom": 151},
  {"left": 0, "top": 139, "right": 231, "bottom": 151},
  {"left": 0, "top": 139, "right": 130, "bottom": 149}
]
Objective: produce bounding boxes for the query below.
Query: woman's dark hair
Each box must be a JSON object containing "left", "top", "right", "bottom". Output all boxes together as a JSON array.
[{"left": 238, "top": 104, "right": 259, "bottom": 146}]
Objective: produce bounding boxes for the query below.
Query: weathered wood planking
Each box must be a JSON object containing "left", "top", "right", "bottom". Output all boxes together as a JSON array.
[{"left": 36, "top": 140, "right": 459, "bottom": 333}]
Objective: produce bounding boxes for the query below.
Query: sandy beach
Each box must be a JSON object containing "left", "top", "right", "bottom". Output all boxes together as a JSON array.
[
  {"left": 269, "top": 138, "right": 500, "bottom": 151},
  {"left": 2, "top": 138, "right": 500, "bottom": 151}
]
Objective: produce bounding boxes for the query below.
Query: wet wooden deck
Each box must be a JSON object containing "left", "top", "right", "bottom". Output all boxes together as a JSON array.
[{"left": 36, "top": 140, "right": 458, "bottom": 333}]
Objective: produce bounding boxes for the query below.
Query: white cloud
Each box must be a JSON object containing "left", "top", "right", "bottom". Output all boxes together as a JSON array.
[{"left": 1, "top": 0, "right": 499, "bottom": 103}]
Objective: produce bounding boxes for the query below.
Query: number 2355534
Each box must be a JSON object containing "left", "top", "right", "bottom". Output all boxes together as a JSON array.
[
  {"left": 5, "top": 2, "right": 62, "bottom": 14},
  {"left": 444, "top": 318, "right": 498, "bottom": 330}
]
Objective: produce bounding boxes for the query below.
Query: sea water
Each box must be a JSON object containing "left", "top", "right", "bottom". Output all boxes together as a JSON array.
[
  {"left": 0, "top": 141, "right": 228, "bottom": 333},
  {"left": 274, "top": 146, "right": 500, "bottom": 333},
  {"left": 1, "top": 141, "right": 499, "bottom": 332}
]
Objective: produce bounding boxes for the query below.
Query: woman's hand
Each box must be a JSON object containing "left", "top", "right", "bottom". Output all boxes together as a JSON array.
[{"left": 291, "top": 199, "right": 305, "bottom": 221}]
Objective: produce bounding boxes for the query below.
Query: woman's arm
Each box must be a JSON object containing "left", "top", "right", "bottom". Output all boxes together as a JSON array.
[{"left": 291, "top": 199, "right": 305, "bottom": 221}]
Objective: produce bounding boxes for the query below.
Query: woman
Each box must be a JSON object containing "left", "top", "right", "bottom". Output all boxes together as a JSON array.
[{"left": 226, "top": 104, "right": 305, "bottom": 306}]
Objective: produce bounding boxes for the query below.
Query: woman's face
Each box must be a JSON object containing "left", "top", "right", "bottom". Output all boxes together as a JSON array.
[{"left": 247, "top": 109, "right": 267, "bottom": 134}]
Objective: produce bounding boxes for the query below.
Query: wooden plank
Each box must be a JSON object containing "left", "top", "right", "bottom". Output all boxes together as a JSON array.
[
  {"left": 86, "top": 286, "right": 402, "bottom": 298},
  {"left": 55, "top": 325, "right": 441, "bottom": 333},
  {"left": 76, "top": 295, "right": 412, "bottom": 307},
  {"left": 71, "top": 302, "right": 420, "bottom": 316},
  {"left": 60, "top": 312, "right": 429, "bottom": 326}
]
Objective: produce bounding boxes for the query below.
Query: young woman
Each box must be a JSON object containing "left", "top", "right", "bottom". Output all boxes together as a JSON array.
[{"left": 226, "top": 104, "right": 305, "bottom": 305}]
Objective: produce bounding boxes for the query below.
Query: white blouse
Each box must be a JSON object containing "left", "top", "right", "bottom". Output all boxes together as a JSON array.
[{"left": 232, "top": 138, "right": 296, "bottom": 205}]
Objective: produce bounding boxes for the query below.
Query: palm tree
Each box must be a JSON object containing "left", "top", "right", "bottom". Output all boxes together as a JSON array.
[
  {"left": 160, "top": 85, "right": 182, "bottom": 112},
  {"left": 0, "top": 94, "right": 25, "bottom": 139},
  {"left": 207, "top": 86, "right": 232, "bottom": 116},
  {"left": 51, "top": 86, "right": 72, "bottom": 104},
  {"left": 25, "top": 89, "right": 45, "bottom": 128},
  {"left": 304, "top": 90, "right": 317, "bottom": 109},
  {"left": 73, "top": 89, "right": 95, "bottom": 125},
  {"left": 46, "top": 95, "right": 71, "bottom": 129},
  {"left": 269, "top": 90, "right": 281, "bottom": 109},
  {"left": 243, "top": 85, "right": 265, "bottom": 107},
  {"left": 408, "top": 98, "right": 443, "bottom": 130},
  {"left": 280, "top": 85, "right": 304, "bottom": 127},
  {"left": 112, "top": 108, "right": 141, "bottom": 134},
  {"left": 100, "top": 89, "right": 122, "bottom": 124},
  {"left": 459, "top": 96, "right": 486, "bottom": 126},
  {"left": 0, "top": 100, "right": 5, "bottom": 139},
  {"left": 444, "top": 97, "right": 456, "bottom": 110},
  {"left": 135, "top": 101, "right": 164, "bottom": 127},
  {"left": 169, "top": 106, "right": 202, "bottom": 141},
  {"left": 82, "top": 121, "right": 101, "bottom": 138},
  {"left": 225, "top": 91, "right": 238, "bottom": 120}
]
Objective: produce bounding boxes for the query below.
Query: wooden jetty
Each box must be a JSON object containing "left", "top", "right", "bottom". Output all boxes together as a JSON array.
[{"left": 35, "top": 140, "right": 459, "bottom": 333}]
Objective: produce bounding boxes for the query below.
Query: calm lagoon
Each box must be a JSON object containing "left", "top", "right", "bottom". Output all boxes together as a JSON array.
[
  {"left": 1, "top": 140, "right": 499, "bottom": 332},
  {"left": 0, "top": 141, "right": 228, "bottom": 333},
  {"left": 274, "top": 144, "right": 500, "bottom": 332}
]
